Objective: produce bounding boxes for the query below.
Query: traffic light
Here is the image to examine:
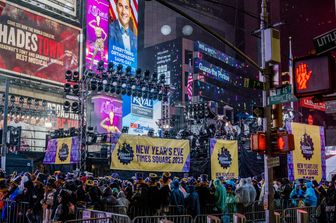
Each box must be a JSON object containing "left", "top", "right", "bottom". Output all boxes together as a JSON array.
[
  {"left": 272, "top": 104, "right": 283, "bottom": 128},
  {"left": 270, "top": 130, "right": 295, "bottom": 154},
  {"left": 250, "top": 132, "right": 266, "bottom": 153},
  {"left": 251, "top": 130, "right": 295, "bottom": 154}
]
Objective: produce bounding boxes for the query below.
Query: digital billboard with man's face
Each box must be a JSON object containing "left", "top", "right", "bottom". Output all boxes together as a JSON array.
[{"left": 108, "top": 0, "right": 138, "bottom": 70}]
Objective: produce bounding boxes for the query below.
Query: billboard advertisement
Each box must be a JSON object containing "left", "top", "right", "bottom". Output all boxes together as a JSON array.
[
  {"left": 108, "top": 0, "right": 138, "bottom": 71},
  {"left": 91, "top": 95, "right": 123, "bottom": 134},
  {"left": 19, "top": 0, "right": 79, "bottom": 21},
  {"left": 86, "top": 0, "right": 109, "bottom": 70},
  {"left": 0, "top": 1, "right": 80, "bottom": 83},
  {"left": 122, "top": 96, "right": 161, "bottom": 135}
]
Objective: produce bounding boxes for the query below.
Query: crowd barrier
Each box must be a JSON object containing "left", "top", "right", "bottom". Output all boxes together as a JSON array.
[
  {"left": 132, "top": 215, "right": 194, "bottom": 223},
  {"left": 1, "top": 200, "right": 29, "bottom": 223},
  {"left": 77, "top": 209, "right": 131, "bottom": 223}
]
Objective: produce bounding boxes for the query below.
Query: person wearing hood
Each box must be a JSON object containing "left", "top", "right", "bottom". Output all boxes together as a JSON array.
[
  {"left": 235, "top": 178, "right": 250, "bottom": 213},
  {"left": 170, "top": 179, "right": 185, "bottom": 214},
  {"left": 212, "top": 179, "right": 227, "bottom": 213},
  {"left": 185, "top": 179, "right": 200, "bottom": 218},
  {"left": 304, "top": 181, "right": 317, "bottom": 207},
  {"left": 290, "top": 183, "right": 305, "bottom": 207},
  {"left": 117, "top": 191, "right": 130, "bottom": 209},
  {"left": 245, "top": 177, "right": 256, "bottom": 206}
]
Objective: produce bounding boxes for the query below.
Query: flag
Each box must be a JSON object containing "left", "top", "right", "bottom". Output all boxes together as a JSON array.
[
  {"left": 109, "top": 0, "right": 138, "bottom": 35},
  {"left": 187, "top": 59, "right": 193, "bottom": 101}
]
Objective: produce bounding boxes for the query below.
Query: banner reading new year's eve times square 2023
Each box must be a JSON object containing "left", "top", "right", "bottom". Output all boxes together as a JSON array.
[
  {"left": 210, "top": 139, "right": 238, "bottom": 180},
  {"left": 0, "top": 1, "right": 80, "bottom": 83},
  {"left": 111, "top": 134, "right": 190, "bottom": 172},
  {"left": 43, "top": 137, "right": 80, "bottom": 165},
  {"left": 287, "top": 122, "right": 326, "bottom": 181}
]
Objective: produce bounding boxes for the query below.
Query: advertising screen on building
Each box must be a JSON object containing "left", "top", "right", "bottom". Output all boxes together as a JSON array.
[
  {"left": 108, "top": 0, "right": 138, "bottom": 71},
  {"left": 86, "top": 0, "right": 109, "bottom": 70},
  {"left": 19, "top": 0, "right": 79, "bottom": 22},
  {"left": 91, "top": 95, "right": 123, "bottom": 134},
  {"left": 0, "top": 1, "right": 80, "bottom": 83}
]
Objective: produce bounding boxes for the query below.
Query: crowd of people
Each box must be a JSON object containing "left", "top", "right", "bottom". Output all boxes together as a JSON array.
[{"left": 0, "top": 170, "right": 335, "bottom": 223}]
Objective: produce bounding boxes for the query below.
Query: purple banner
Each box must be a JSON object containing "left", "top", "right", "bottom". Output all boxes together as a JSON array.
[
  {"left": 86, "top": 0, "right": 109, "bottom": 70},
  {"left": 91, "top": 95, "right": 123, "bottom": 134},
  {"left": 43, "top": 136, "right": 80, "bottom": 164}
]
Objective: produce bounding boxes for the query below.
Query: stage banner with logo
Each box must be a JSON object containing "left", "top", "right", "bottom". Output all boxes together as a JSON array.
[
  {"left": 43, "top": 136, "right": 80, "bottom": 164},
  {"left": 111, "top": 134, "right": 190, "bottom": 172},
  {"left": 210, "top": 139, "right": 238, "bottom": 180},
  {"left": 286, "top": 122, "right": 326, "bottom": 181}
]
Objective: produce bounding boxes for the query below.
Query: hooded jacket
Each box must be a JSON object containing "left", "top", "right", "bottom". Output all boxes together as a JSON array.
[
  {"left": 304, "top": 181, "right": 317, "bottom": 207},
  {"left": 213, "top": 179, "right": 227, "bottom": 213},
  {"left": 236, "top": 178, "right": 250, "bottom": 206},
  {"left": 246, "top": 178, "right": 257, "bottom": 205}
]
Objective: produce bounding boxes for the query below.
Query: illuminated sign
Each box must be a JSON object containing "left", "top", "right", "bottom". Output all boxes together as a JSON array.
[
  {"left": 108, "top": 0, "right": 138, "bottom": 71},
  {"left": 194, "top": 58, "right": 230, "bottom": 82},
  {"left": 86, "top": 0, "right": 109, "bottom": 70},
  {"left": 293, "top": 55, "right": 335, "bottom": 98},
  {"left": 300, "top": 97, "right": 326, "bottom": 111},
  {"left": 131, "top": 97, "right": 153, "bottom": 118},
  {"left": 0, "top": 1, "right": 80, "bottom": 83}
]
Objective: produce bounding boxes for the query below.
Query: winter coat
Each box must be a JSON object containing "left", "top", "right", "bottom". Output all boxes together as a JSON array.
[
  {"left": 304, "top": 182, "right": 317, "bottom": 207},
  {"left": 290, "top": 184, "right": 305, "bottom": 206},
  {"left": 213, "top": 179, "right": 227, "bottom": 213}
]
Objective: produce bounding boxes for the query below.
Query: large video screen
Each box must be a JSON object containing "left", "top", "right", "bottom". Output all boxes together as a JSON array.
[
  {"left": 108, "top": 0, "right": 138, "bottom": 71},
  {"left": 0, "top": 1, "right": 80, "bottom": 83},
  {"left": 86, "top": 0, "right": 109, "bottom": 70}
]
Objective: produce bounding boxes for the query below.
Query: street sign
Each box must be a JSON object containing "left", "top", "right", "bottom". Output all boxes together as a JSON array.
[
  {"left": 269, "top": 85, "right": 297, "bottom": 105},
  {"left": 313, "top": 28, "right": 336, "bottom": 55},
  {"left": 326, "top": 100, "right": 336, "bottom": 113},
  {"left": 267, "top": 156, "right": 280, "bottom": 168},
  {"left": 243, "top": 78, "right": 266, "bottom": 90}
]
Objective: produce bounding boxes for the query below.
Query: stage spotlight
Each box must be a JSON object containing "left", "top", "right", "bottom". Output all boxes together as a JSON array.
[
  {"left": 117, "top": 64, "right": 123, "bottom": 73},
  {"left": 65, "top": 70, "right": 72, "bottom": 81},
  {"left": 148, "top": 128, "right": 154, "bottom": 137},
  {"left": 90, "top": 79, "right": 97, "bottom": 91},
  {"left": 42, "top": 100, "right": 47, "bottom": 107},
  {"left": 104, "top": 83, "right": 110, "bottom": 92},
  {"left": 97, "top": 60, "right": 104, "bottom": 71},
  {"left": 97, "top": 81, "right": 103, "bottom": 92},
  {"left": 87, "top": 70, "right": 94, "bottom": 78},
  {"left": 34, "top": 99, "right": 40, "bottom": 107},
  {"left": 108, "top": 62, "right": 114, "bottom": 72},
  {"left": 159, "top": 73, "right": 165, "bottom": 83},
  {"left": 144, "top": 70, "right": 150, "bottom": 80},
  {"left": 64, "top": 83, "right": 71, "bottom": 93},
  {"left": 116, "top": 86, "right": 121, "bottom": 95},
  {"left": 73, "top": 71, "right": 79, "bottom": 81},
  {"left": 87, "top": 126, "right": 97, "bottom": 144},
  {"left": 126, "top": 89, "right": 132, "bottom": 96},
  {"left": 132, "top": 89, "right": 137, "bottom": 97},
  {"left": 63, "top": 101, "right": 70, "bottom": 111},
  {"left": 121, "top": 126, "right": 129, "bottom": 133},
  {"left": 19, "top": 96, "right": 24, "bottom": 104},
  {"left": 71, "top": 102, "right": 79, "bottom": 112},
  {"left": 102, "top": 72, "right": 108, "bottom": 80},
  {"left": 73, "top": 84, "right": 79, "bottom": 95},
  {"left": 110, "top": 86, "right": 116, "bottom": 94},
  {"left": 125, "top": 66, "right": 132, "bottom": 76},
  {"left": 135, "top": 68, "right": 142, "bottom": 79},
  {"left": 152, "top": 72, "right": 158, "bottom": 82},
  {"left": 70, "top": 127, "right": 79, "bottom": 136},
  {"left": 10, "top": 95, "right": 15, "bottom": 103},
  {"left": 27, "top": 97, "right": 33, "bottom": 105}
]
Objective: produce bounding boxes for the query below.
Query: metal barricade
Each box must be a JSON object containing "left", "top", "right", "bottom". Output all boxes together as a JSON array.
[
  {"left": 283, "top": 207, "right": 317, "bottom": 223},
  {"left": 77, "top": 209, "right": 131, "bottom": 223},
  {"left": 132, "top": 215, "right": 193, "bottom": 223},
  {"left": 194, "top": 214, "right": 222, "bottom": 223},
  {"left": 65, "top": 217, "right": 111, "bottom": 223},
  {"left": 3, "top": 200, "right": 29, "bottom": 223},
  {"left": 128, "top": 205, "right": 160, "bottom": 219},
  {"left": 105, "top": 205, "right": 128, "bottom": 215}
]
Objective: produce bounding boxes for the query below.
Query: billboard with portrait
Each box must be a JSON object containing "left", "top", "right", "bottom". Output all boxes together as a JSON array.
[
  {"left": 0, "top": 1, "right": 80, "bottom": 83},
  {"left": 108, "top": 0, "right": 138, "bottom": 70},
  {"left": 91, "top": 95, "right": 123, "bottom": 134},
  {"left": 86, "top": 0, "right": 109, "bottom": 70}
]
